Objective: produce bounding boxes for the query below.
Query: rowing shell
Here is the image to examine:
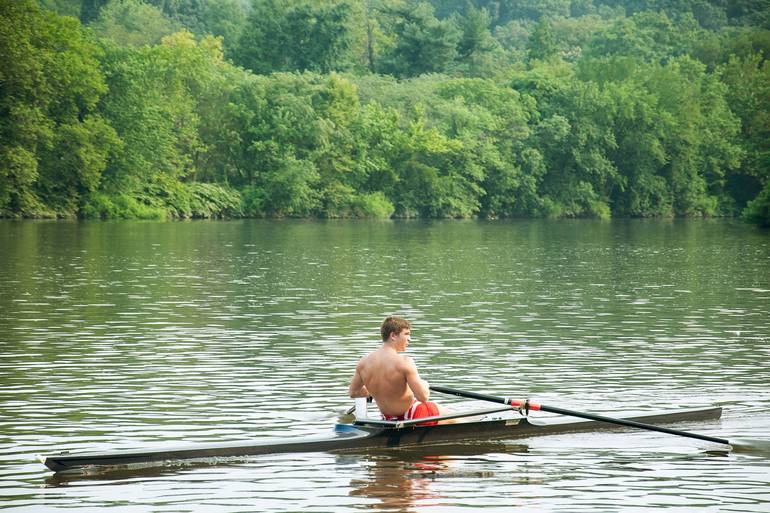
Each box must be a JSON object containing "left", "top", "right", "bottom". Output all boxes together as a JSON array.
[{"left": 39, "top": 406, "right": 722, "bottom": 472}]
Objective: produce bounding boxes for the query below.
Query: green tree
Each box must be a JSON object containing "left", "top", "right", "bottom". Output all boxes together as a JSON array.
[
  {"left": 94, "top": 32, "right": 236, "bottom": 216},
  {"left": 744, "top": 183, "right": 770, "bottom": 227},
  {"left": 574, "top": 55, "right": 742, "bottom": 217},
  {"left": 148, "top": 0, "right": 207, "bottom": 34},
  {"left": 80, "top": 0, "right": 109, "bottom": 23},
  {"left": 598, "top": 0, "right": 728, "bottom": 29},
  {"left": 235, "top": 0, "right": 355, "bottom": 74},
  {"left": 454, "top": 1, "right": 500, "bottom": 76},
  {"left": 37, "top": 0, "right": 81, "bottom": 18},
  {"left": 435, "top": 78, "right": 535, "bottom": 217},
  {"left": 199, "top": 0, "right": 248, "bottom": 56},
  {"left": 645, "top": 57, "right": 741, "bottom": 216},
  {"left": 527, "top": 17, "right": 557, "bottom": 62},
  {"left": 726, "top": 0, "right": 770, "bottom": 28},
  {"left": 486, "top": 0, "right": 571, "bottom": 24},
  {"left": 550, "top": 14, "right": 611, "bottom": 62},
  {"left": 249, "top": 156, "right": 320, "bottom": 217},
  {"left": 584, "top": 10, "right": 702, "bottom": 63},
  {"left": 391, "top": 108, "right": 472, "bottom": 217},
  {"left": 0, "top": 0, "right": 118, "bottom": 216},
  {"left": 719, "top": 53, "right": 770, "bottom": 219},
  {"left": 90, "top": 0, "right": 178, "bottom": 47},
  {"left": 228, "top": 72, "right": 371, "bottom": 217},
  {"left": 538, "top": 79, "right": 619, "bottom": 218},
  {"left": 378, "top": 1, "right": 460, "bottom": 77}
]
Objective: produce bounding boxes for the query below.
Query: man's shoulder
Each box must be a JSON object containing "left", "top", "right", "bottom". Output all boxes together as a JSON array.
[
  {"left": 359, "top": 347, "right": 389, "bottom": 364},
  {"left": 361, "top": 349, "right": 411, "bottom": 364},
  {"left": 397, "top": 353, "right": 416, "bottom": 368},
  {"left": 358, "top": 350, "right": 376, "bottom": 364}
]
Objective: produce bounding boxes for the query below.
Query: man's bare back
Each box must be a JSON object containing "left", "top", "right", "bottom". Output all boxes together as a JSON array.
[
  {"left": 349, "top": 317, "right": 450, "bottom": 420},
  {"left": 350, "top": 343, "right": 429, "bottom": 417}
]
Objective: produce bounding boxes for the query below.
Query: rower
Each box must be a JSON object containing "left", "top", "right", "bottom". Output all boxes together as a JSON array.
[{"left": 348, "top": 316, "right": 453, "bottom": 425}]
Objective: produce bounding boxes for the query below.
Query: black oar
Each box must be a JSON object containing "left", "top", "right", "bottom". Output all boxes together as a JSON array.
[{"left": 430, "top": 385, "right": 731, "bottom": 446}]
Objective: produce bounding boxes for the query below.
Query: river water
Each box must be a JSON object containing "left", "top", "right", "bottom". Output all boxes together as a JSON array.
[{"left": 1, "top": 219, "right": 768, "bottom": 512}]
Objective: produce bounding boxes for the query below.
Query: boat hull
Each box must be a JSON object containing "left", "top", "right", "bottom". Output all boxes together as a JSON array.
[{"left": 39, "top": 406, "right": 722, "bottom": 472}]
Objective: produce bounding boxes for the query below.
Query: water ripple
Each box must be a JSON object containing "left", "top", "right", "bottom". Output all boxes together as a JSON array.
[{"left": 0, "top": 219, "right": 768, "bottom": 512}]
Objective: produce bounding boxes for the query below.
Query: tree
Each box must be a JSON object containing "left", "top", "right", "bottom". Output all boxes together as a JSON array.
[
  {"left": 94, "top": 34, "right": 200, "bottom": 204},
  {"left": 37, "top": 0, "right": 81, "bottom": 18},
  {"left": 572, "top": 55, "right": 742, "bottom": 217},
  {"left": 744, "top": 183, "right": 770, "bottom": 227},
  {"left": 644, "top": 57, "right": 741, "bottom": 216},
  {"left": 454, "top": 1, "right": 500, "bottom": 75},
  {"left": 235, "top": 0, "right": 355, "bottom": 74},
  {"left": 378, "top": 1, "right": 460, "bottom": 77},
  {"left": 38, "top": 117, "right": 121, "bottom": 213},
  {"left": 253, "top": 156, "right": 320, "bottom": 217},
  {"left": 584, "top": 10, "right": 702, "bottom": 63},
  {"left": 80, "top": 0, "right": 109, "bottom": 23},
  {"left": 537, "top": 79, "right": 619, "bottom": 218},
  {"left": 489, "top": 0, "right": 571, "bottom": 24},
  {"left": 726, "top": 0, "right": 770, "bottom": 28},
  {"left": 719, "top": 53, "right": 770, "bottom": 216},
  {"left": 0, "top": 0, "right": 118, "bottom": 216},
  {"left": 435, "top": 78, "right": 535, "bottom": 217},
  {"left": 199, "top": 0, "right": 248, "bottom": 56},
  {"left": 527, "top": 17, "right": 557, "bottom": 62},
  {"left": 90, "top": 0, "right": 178, "bottom": 47}
]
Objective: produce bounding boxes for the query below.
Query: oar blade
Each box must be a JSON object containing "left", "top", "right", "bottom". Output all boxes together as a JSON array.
[{"left": 728, "top": 438, "right": 770, "bottom": 454}]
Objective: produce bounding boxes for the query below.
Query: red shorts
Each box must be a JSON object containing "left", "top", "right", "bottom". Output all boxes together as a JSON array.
[{"left": 382, "top": 401, "right": 440, "bottom": 426}]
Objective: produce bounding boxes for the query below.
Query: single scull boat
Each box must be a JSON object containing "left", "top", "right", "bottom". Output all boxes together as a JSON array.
[{"left": 39, "top": 405, "right": 722, "bottom": 472}]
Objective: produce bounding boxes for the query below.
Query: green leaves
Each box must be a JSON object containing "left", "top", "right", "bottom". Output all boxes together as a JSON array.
[
  {"left": 235, "top": 0, "right": 355, "bottom": 75},
  {"left": 377, "top": 1, "right": 461, "bottom": 77},
  {"left": 6, "top": 1, "right": 769, "bottom": 224},
  {"left": 0, "top": 0, "right": 114, "bottom": 217},
  {"left": 584, "top": 11, "right": 702, "bottom": 63},
  {"left": 527, "top": 17, "right": 557, "bottom": 62},
  {"left": 90, "top": 0, "right": 177, "bottom": 47},
  {"left": 515, "top": 52, "right": 744, "bottom": 218}
]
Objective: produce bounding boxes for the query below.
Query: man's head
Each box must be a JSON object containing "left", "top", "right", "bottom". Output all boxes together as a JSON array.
[{"left": 381, "top": 316, "right": 411, "bottom": 342}]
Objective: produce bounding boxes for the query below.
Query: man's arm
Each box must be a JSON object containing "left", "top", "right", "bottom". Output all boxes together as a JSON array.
[
  {"left": 403, "top": 356, "right": 430, "bottom": 403},
  {"left": 348, "top": 363, "right": 370, "bottom": 398}
]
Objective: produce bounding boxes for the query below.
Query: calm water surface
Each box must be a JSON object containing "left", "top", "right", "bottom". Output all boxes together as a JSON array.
[{"left": 0, "top": 219, "right": 768, "bottom": 512}]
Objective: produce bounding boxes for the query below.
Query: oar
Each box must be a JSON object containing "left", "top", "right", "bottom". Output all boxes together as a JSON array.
[{"left": 430, "top": 385, "right": 731, "bottom": 446}]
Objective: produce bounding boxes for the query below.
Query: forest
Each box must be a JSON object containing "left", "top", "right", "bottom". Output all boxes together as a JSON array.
[{"left": 1, "top": 0, "right": 769, "bottom": 225}]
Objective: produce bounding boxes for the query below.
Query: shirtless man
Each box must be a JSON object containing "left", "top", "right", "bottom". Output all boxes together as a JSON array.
[{"left": 348, "top": 316, "right": 449, "bottom": 424}]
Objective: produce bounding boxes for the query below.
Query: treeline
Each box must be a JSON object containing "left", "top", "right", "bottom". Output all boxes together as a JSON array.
[{"left": 1, "top": 0, "right": 769, "bottom": 224}]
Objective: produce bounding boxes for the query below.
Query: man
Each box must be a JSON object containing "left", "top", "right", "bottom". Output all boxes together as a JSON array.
[{"left": 348, "top": 316, "right": 449, "bottom": 424}]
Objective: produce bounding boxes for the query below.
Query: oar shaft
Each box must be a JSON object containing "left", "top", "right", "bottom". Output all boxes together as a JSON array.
[
  {"left": 430, "top": 385, "right": 540, "bottom": 410},
  {"left": 540, "top": 404, "right": 730, "bottom": 445},
  {"left": 429, "top": 385, "right": 730, "bottom": 446},
  {"left": 430, "top": 385, "right": 510, "bottom": 405}
]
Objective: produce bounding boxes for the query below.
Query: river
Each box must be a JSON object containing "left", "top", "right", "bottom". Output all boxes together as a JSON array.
[{"left": 1, "top": 219, "right": 768, "bottom": 512}]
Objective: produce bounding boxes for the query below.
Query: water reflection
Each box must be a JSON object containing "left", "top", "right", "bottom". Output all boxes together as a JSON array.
[
  {"left": 347, "top": 443, "right": 527, "bottom": 512},
  {"left": 349, "top": 455, "right": 441, "bottom": 512}
]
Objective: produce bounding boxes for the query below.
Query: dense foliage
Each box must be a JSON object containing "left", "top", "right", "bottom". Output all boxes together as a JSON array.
[{"left": 2, "top": 0, "right": 769, "bottom": 225}]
